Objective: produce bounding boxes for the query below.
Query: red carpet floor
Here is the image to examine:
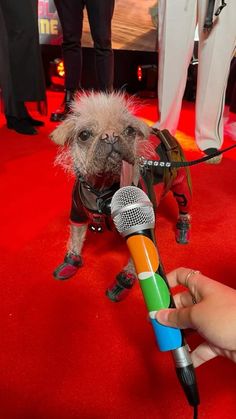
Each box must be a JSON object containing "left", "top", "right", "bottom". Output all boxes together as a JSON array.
[{"left": 0, "top": 91, "right": 236, "bottom": 419}]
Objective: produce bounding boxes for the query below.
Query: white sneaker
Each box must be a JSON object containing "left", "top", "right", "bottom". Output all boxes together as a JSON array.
[
  {"left": 205, "top": 154, "right": 223, "bottom": 164},
  {"left": 203, "top": 148, "right": 223, "bottom": 164}
]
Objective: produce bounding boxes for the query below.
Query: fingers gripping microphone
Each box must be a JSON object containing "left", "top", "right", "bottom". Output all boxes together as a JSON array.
[{"left": 111, "top": 186, "right": 200, "bottom": 411}]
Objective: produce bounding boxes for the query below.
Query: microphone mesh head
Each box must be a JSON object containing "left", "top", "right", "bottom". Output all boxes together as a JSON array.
[{"left": 111, "top": 186, "right": 155, "bottom": 235}]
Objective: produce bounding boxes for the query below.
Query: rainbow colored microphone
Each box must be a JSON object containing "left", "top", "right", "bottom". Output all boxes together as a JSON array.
[{"left": 111, "top": 186, "right": 200, "bottom": 411}]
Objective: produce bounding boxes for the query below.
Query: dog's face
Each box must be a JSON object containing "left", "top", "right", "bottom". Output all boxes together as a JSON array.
[{"left": 50, "top": 92, "right": 151, "bottom": 185}]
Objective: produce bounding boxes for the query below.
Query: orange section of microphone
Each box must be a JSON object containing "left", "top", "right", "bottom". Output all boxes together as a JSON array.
[{"left": 126, "top": 235, "right": 159, "bottom": 274}]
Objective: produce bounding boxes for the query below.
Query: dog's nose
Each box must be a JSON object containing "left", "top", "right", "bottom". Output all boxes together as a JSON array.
[{"left": 101, "top": 133, "right": 119, "bottom": 144}]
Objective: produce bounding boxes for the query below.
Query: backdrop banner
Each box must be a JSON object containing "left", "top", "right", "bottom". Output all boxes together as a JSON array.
[{"left": 38, "top": 0, "right": 157, "bottom": 51}]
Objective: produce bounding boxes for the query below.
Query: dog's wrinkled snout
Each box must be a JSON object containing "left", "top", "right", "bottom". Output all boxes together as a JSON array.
[{"left": 101, "top": 133, "right": 119, "bottom": 144}]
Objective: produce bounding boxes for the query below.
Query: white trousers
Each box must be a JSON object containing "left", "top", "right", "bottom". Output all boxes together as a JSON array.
[{"left": 157, "top": 0, "right": 236, "bottom": 151}]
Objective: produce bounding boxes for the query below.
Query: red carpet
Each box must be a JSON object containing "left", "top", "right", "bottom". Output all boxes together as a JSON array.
[{"left": 0, "top": 91, "right": 236, "bottom": 419}]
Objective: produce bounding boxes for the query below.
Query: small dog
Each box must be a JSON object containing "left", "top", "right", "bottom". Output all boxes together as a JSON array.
[{"left": 50, "top": 91, "right": 192, "bottom": 301}]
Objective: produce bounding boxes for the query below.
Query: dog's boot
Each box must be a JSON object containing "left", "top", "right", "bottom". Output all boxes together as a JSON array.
[
  {"left": 175, "top": 214, "right": 191, "bottom": 244},
  {"left": 53, "top": 253, "right": 83, "bottom": 280},
  {"left": 106, "top": 271, "right": 136, "bottom": 302}
]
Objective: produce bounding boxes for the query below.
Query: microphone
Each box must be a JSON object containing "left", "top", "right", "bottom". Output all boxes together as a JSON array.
[{"left": 111, "top": 186, "right": 200, "bottom": 411}]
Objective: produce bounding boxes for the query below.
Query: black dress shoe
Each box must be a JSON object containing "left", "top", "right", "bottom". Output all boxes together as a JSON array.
[
  {"left": 6, "top": 116, "right": 38, "bottom": 135},
  {"left": 50, "top": 89, "right": 76, "bottom": 122},
  {"left": 50, "top": 108, "right": 68, "bottom": 122},
  {"left": 25, "top": 116, "right": 44, "bottom": 127}
]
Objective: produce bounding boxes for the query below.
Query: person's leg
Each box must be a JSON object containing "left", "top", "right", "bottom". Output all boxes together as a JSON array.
[
  {"left": 86, "top": 0, "right": 114, "bottom": 92},
  {"left": 229, "top": 75, "right": 236, "bottom": 116},
  {"left": 224, "top": 58, "right": 236, "bottom": 140},
  {"left": 228, "top": 59, "right": 236, "bottom": 116},
  {"left": 195, "top": 1, "right": 236, "bottom": 154},
  {"left": 225, "top": 58, "right": 236, "bottom": 109},
  {"left": 0, "top": 0, "right": 45, "bottom": 134},
  {"left": 51, "top": 0, "right": 84, "bottom": 121},
  {"left": 155, "top": 0, "right": 197, "bottom": 133},
  {"left": 54, "top": 0, "right": 84, "bottom": 90}
]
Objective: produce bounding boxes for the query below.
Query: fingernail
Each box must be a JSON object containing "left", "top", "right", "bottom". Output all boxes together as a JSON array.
[{"left": 156, "top": 310, "right": 169, "bottom": 323}]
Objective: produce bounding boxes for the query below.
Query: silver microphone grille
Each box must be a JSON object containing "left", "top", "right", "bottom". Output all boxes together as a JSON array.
[{"left": 111, "top": 186, "right": 155, "bottom": 236}]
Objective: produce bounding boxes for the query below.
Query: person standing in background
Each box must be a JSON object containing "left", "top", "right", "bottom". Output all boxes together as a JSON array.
[
  {"left": 224, "top": 56, "right": 236, "bottom": 140},
  {"left": 50, "top": 0, "right": 115, "bottom": 122},
  {"left": 154, "top": 0, "right": 236, "bottom": 163},
  {"left": 0, "top": 0, "right": 46, "bottom": 135}
]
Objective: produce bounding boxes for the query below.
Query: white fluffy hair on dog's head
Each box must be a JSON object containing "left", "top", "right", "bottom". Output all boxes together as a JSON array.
[
  {"left": 50, "top": 91, "right": 150, "bottom": 145},
  {"left": 50, "top": 91, "right": 153, "bottom": 179}
]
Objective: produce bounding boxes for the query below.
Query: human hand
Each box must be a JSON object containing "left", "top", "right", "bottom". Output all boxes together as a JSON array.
[{"left": 156, "top": 267, "right": 236, "bottom": 367}]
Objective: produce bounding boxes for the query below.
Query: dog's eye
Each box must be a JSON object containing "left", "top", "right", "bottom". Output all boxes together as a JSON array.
[
  {"left": 123, "top": 126, "right": 136, "bottom": 136},
  {"left": 78, "top": 130, "right": 92, "bottom": 141}
]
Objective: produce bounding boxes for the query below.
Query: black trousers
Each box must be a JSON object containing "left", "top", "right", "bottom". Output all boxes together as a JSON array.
[
  {"left": 54, "top": 0, "right": 115, "bottom": 92},
  {"left": 226, "top": 58, "right": 236, "bottom": 114},
  {"left": 0, "top": 0, "right": 45, "bottom": 117}
]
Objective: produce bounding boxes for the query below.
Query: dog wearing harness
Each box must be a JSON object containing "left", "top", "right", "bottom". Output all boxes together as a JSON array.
[{"left": 50, "top": 91, "right": 192, "bottom": 301}]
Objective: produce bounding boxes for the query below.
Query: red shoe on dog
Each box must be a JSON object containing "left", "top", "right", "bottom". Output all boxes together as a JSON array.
[
  {"left": 106, "top": 271, "right": 136, "bottom": 302},
  {"left": 175, "top": 214, "right": 191, "bottom": 244},
  {"left": 53, "top": 253, "right": 83, "bottom": 280}
]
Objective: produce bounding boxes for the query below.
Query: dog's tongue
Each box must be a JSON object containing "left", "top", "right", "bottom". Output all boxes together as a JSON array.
[{"left": 120, "top": 161, "right": 139, "bottom": 187}]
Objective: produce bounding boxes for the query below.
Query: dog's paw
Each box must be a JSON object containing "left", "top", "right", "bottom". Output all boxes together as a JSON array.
[
  {"left": 53, "top": 253, "right": 83, "bottom": 280},
  {"left": 105, "top": 271, "right": 136, "bottom": 302},
  {"left": 175, "top": 214, "right": 191, "bottom": 244}
]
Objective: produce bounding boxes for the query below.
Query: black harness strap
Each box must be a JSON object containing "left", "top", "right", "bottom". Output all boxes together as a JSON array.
[{"left": 204, "top": 0, "right": 227, "bottom": 31}]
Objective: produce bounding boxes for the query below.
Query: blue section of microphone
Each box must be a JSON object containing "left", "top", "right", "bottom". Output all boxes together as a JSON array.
[{"left": 150, "top": 315, "right": 182, "bottom": 351}]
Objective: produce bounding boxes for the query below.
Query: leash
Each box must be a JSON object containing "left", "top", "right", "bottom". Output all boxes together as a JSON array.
[{"left": 139, "top": 143, "right": 236, "bottom": 169}]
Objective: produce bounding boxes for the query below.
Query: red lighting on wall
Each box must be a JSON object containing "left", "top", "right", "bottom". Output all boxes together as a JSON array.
[
  {"left": 136, "top": 64, "right": 157, "bottom": 98},
  {"left": 137, "top": 65, "right": 143, "bottom": 81}
]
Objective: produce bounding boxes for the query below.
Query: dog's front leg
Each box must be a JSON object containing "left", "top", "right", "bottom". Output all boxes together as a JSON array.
[
  {"left": 53, "top": 223, "right": 87, "bottom": 280},
  {"left": 106, "top": 258, "right": 137, "bottom": 302},
  {"left": 68, "top": 223, "right": 87, "bottom": 256}
]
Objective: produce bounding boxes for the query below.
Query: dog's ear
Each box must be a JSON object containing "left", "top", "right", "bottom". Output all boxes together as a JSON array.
[{"left": 49, "top": 117, "right": 76, "bottom": 146}]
